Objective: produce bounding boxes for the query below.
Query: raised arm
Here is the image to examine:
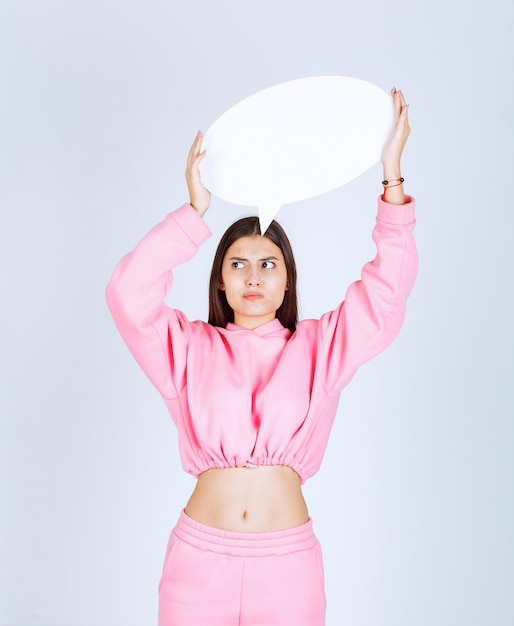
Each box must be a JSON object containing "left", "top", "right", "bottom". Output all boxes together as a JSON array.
[
  {"left": 318, "top": 88, "right": 417, "bottom": 394},
  {"left": 106, "top": 135, "right": 212, "bottom": 398}
]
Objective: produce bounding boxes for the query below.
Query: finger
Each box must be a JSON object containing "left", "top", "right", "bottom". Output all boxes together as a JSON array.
[
  {"left": 191, "top": 149, "right": 207, "bottom": 169},
  {"left": 397, "top": 90, "right": 409, "bottom": 111},
  {"left": 400, "top": 94, "right": 409, "bottom": 117},
  {"left": 399, "top": 103, "right": 410, "bottom": 126},
  {"left": 391, "top": 89, "right": 402, "bottom": 119},
  {"left": 187, "top": 131, "right": 203, "bottom": 163}
]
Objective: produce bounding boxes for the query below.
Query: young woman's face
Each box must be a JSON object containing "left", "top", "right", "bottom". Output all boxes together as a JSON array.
[{"left": 220, "top": 235, "right": 289, "bottom": 330}]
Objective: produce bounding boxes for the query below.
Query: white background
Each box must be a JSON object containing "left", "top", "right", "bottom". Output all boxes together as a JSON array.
[{"left": 1, "top": 1, "right": 512, "bottom": 625}]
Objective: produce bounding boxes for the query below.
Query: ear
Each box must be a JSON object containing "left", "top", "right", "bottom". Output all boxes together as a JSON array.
[
  {"left": 285, "top": 282, "right": 290, "bottom": 291},
  {"left": 218, "top": 282, "right": 225, "bottom": 291}
]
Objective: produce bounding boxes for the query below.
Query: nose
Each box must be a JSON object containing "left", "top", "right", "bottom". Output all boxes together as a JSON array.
[{"left": 247, "top": 266, "right": 261, "bottom": 286}]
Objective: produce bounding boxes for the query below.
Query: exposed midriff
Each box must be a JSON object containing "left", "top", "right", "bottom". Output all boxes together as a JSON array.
[{"left": 184, "top": 465, "right": 309, "bottom": 532}]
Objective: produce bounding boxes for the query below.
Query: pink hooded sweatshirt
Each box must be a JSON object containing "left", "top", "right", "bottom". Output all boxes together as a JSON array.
[{"left": 106, "top": 197, "right": 417, "bottom": 484}]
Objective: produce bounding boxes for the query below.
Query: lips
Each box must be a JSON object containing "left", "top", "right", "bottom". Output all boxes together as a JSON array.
[{"left": 243, "top": 292, "right": 264, "bottom": 300}]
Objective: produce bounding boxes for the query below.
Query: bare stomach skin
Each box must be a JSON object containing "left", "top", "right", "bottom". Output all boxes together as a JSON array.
[{"left": 184, "top": 465, "right": 309, "bottom": 532}]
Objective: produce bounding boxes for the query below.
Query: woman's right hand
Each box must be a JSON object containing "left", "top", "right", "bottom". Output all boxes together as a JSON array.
[{"left": 185, "top": 131, "right": 211, "bottom": 217}]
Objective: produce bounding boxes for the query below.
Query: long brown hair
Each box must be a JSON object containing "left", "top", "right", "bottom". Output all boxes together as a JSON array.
[{"left": 208, "top": 217, "right": 298, "bottom": 332}]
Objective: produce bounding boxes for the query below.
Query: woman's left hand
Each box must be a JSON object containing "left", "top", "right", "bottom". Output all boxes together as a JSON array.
[
  {"left": 381, "top": 88, "right": 410, "bottom": 171},
  {"left": 381, "top": 88, "right": 410, "bottom": 205}
]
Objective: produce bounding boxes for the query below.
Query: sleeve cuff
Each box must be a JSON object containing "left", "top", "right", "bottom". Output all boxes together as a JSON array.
[
  {"left": 168, "top": 203, "right": 212, "bottom": 247},
  {"left": 377, "top": 194, "right": 416, "bottom": 225}
]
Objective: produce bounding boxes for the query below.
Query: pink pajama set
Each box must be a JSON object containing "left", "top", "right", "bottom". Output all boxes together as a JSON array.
[{"left": 106, "top": 197, "right": 417, "bottom": 625}]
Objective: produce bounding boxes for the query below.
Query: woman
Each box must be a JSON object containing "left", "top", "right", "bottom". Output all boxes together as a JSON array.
[{"left": 106, "top": 88, "right": 416, "bottom": 625}]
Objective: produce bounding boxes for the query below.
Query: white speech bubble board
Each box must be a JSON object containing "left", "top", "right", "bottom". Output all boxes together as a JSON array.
[{"left": 200, "top": 76, "right": 394, "bottom": 233}]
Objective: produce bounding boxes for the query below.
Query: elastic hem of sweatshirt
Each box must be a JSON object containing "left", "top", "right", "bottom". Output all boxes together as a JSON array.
[
  {"left": 377, "top": 194, "right": 416, "bottom": 225},
  {"left": 168, "top": 203, "right": 212, "bottom": 246},
  {"left": 189, "top": 461, "right": 309, "bottom": 484}
]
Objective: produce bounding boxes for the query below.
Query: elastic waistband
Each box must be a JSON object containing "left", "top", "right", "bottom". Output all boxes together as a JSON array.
[{"left": 172, "top": 510, "right": 318, "bottom": 557}]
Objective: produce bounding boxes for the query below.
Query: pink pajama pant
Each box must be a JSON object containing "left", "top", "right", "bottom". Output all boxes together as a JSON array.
[{"left": 158, "top": 510, "right": 326, "bottom": 625}]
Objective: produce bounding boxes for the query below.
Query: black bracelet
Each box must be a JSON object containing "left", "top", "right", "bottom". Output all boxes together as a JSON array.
[{"left": 382, "top": 177, "right": 404, "bottom": 186}]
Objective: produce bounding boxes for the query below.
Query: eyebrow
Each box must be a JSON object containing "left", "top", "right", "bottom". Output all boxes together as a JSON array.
[{"left": 228, "top": 256, "right": 280, "bottom": 262}]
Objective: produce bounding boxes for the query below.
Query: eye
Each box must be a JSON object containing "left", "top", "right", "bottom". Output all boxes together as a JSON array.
[
  {"left": 231, "top": 261, "right": 245, "bottom": 269},
  {"left": 262, "top": 260, "right": 276, "bottom": 269}
]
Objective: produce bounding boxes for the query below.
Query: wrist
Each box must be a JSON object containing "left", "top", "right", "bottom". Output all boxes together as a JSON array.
[
  {"left": 382, "top": 164, "right": 402, "bottom": 179},
  {"left": 190, "top": 202, "right": 208, "bottom": 218}
]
